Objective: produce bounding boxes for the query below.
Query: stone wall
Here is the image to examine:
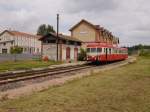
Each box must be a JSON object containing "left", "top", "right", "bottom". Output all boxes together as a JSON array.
[
  {"left": 42, "top": 43, "right": 80, "bottom": 62},
  {"left": 71, "top": 22, "right": 96, "bottom": 42}
]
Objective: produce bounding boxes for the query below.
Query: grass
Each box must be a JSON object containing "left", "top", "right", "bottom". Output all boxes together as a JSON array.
[
  {"left": 0, "top": 60, "right": 62, "bottom": 72},
  {"left": 0, "top": 56, "right": 150, "bottom": 112}
]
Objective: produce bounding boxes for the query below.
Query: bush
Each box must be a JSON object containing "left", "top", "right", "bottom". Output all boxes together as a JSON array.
[
  {"left": 43, "top": 56, "right": 49, "bottom": 61},
  {"left": 10, "top": 46, "right": 23, "bottom": 62},
  {"left": 10, "top": 46, "right": 23, "bottom": 54},
  {"left": 139, "top": 49, "right": 150, "bottom": 57},
  {"left": 78, "top": 48, "right": 87, "bottom": 61}
]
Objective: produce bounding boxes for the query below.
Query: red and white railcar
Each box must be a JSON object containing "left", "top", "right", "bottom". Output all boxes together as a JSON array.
[{"left": 86, "top": 43, "right": 128, "bottom": 62}]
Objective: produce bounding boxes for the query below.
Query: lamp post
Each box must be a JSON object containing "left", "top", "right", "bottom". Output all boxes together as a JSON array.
[{"left": 56, "top": 14, "right": 59, "bottom": 61}]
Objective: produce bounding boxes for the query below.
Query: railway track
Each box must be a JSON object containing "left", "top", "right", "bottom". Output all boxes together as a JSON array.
[
  {"left": 0, "top": 58, "right": 134, "bottom": 87},
  {"left": 0, "top": 64, "right": 94, "bottom": 86}
]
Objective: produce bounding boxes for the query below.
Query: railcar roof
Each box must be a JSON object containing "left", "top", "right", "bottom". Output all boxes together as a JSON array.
[
  {"left": 87, "top": 43, "right": 128, "bottom": 50},
  {"left": 87, "top": 43, "right": 115, "bottom": 48}
]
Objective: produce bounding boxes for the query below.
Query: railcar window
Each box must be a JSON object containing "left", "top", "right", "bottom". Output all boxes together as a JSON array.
[
  {"left": 97, "top": 48, "right": 102, "bottom": 52},
  {"left": 123, "top": 50, "right": 127, "bottom": 54},
  {"left": 117, "top": 49, "right": 119, "bottom": 54},
  {"left": 91, "top": 48, "right": 96, "bottom": 52},
  {"left": 87, "top": 48, "right": 90, "bottom": 53},
  {"left": 119, "top": 50, "right": 121, "bottom": 53},
  {"left": 114, "top": 49, "right": 117, "bottom": 54}
]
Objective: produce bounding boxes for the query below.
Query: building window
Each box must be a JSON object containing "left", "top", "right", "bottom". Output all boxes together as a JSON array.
[
  {"left": 24, "top": 48, "right": 27, "bottom": 52},
  {"left": 37, "top": 48, "right": 39, "bottom": 53},
  {"left": 2, "top": 49, "right": 7, "bottom": 54},
  {"left": 33, "top": 48, "right": 35, "bottom": 52},
  {"left": 3, "top": 43, "right": 6, "bottom": 46},
  {"left": 80, "top": 31, "right": 88, "bottom": 34},
  {"left": 11, "top": 41, "right": 13, "bottom": 45}
]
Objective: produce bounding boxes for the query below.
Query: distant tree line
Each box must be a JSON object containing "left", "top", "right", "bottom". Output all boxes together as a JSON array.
[
  {"left": 126, "top": 44, "right": 150, "bottom": 56},
  {"left": 127, "top": 44, "right": 150, "bottom": 51}
]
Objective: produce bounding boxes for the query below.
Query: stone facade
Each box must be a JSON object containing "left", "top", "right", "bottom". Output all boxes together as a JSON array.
[
  {"left": 0, "top": 30, "right": 41, "bottom": 54},
  {"left": 70, "top": 19, "right": 119, "bottom": 46},
  {"left": 39, "top": 33, "right": 82, "bottom": 62},
  {"left": 71, "top": 22, "right": 96, "bottom": 42},
  {"left": 42, "top": 43, "right": 80, "bottom": 61}
]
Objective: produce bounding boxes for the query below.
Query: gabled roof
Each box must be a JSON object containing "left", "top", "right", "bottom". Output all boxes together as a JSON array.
[
  {"left": 69, "top": 19, "right": 101, "bottom": 31},
  {"left": 0, "top": 30, "right": 41, "bottom": 39},
  {"left": 69, "top": 19, "right": 120, "bottom": 43},
  {"left": 58, "top": 33, "right": 82, "bottom": 42},
  {"left": 39, "top": 32, "right": 82, "bottom": 43},
  {"left": 69, "top": 19, "right": 114, "bottom": 36}
]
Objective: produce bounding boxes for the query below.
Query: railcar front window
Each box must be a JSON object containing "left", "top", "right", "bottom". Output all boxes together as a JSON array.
[
  {"left": 97, "top": 48, "right": 102, "bottom": 53},
  {"left": 91, "top": 48, "right": 96, "bottom": 53},
  {"left": 87, "top": 48, "right": 90, "bottom": 53}
]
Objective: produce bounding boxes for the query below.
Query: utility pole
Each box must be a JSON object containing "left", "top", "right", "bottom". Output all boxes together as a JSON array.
[{"left": 56, "top": 14, "right": 59, "bottom": 61}]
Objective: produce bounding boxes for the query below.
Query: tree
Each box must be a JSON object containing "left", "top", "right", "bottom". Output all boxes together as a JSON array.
[
  {"left": 78, "top": 48, "right": 87, "bottom": 61},
  {"left": 10, "top": 46, "right": 23, "bottom": 61},
  {"left": 37, "top": 24, "right": 56, "bottom": 36},
  {"left": 47, "top": 25, "right": 56, "bottom": 33}
]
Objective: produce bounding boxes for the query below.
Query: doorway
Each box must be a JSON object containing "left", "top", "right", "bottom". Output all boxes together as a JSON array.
[
  {"left": 74, "top": 48, "right": 78, "bottom": 61},
  {"left": 66, "top": 47, "right": 70, "bottom": 60}
]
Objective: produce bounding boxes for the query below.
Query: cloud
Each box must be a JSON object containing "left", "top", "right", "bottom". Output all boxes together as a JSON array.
[
  {"left": 0, "top": 0, "right": 63, "bottom": 33},
  {"left": 0, "top": 0, "right": 150, "bottom": 46},
  {"left": 63, "top": 0, "right": 118, "bottom": 13}
]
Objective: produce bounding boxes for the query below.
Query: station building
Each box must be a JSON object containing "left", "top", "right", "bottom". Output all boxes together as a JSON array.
[
  {"left": 0, "top": 19, "right": 119, "bottom": 62},
  {"left": 40, "top": 19, "right": 120, "bottom": 62},
  {"left": 39, "top": 32, "right": 82, "bottom": 62},
  {"left": 69, "top": 19, "right": 119, "bottom": 48},
  {"left": 0, "top": 30, "right": 41, "bottom": 54}
]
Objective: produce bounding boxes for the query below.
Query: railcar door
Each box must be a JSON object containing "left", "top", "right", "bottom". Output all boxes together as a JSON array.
[{"left": 106, "top": 48, "right": 108, "bottom": 61}]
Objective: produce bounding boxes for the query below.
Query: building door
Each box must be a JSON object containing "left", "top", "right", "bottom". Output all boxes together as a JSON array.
[
  {"left": 2, "top": 49, "right": 7, "bottom": 54},
  {"left": 59, "top": 44, "right": 62, "bottom": 61},
  {"left": 66, "top": 47, "right": 70, "bottom": 61},
  {"left": 74, "top": 48, "right": 78, "bottom": 61},
  {"left": 29, "top": 48, "right": 32, "bottom": 54}
]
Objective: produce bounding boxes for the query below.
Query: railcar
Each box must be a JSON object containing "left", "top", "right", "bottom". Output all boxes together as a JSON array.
[{"left": 86, "top": 43, "right": 128, "bottom": 62}]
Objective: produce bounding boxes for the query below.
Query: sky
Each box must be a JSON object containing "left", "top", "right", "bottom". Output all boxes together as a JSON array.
[{"left": 0, "top": 0, "right": 150, "bottom": 46}]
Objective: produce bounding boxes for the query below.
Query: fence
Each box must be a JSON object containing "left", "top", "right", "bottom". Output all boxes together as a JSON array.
[{"left": 0, "top": 54, "right": 41, "bottom": 62}]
